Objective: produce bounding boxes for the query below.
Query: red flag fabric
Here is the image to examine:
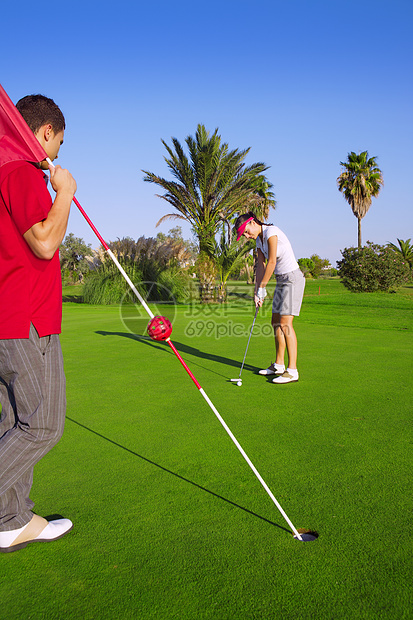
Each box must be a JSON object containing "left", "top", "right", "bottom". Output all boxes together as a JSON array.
[
  {"left": 0, "top": 83, "right": 47, "bottom": 168},
  {"left": 0, "top": 83, "right": 110, "bottom": 250}
]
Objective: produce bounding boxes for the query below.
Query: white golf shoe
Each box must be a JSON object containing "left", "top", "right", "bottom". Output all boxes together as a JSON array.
[
  {"left": 272, "top": 370, "right": 299, "bottom": 384},
  {"left": 258, "top": 363, "right": 285, "bottom": 376},
  {"left": 0, "top": 514, "right": 73, "bottom": 553}
]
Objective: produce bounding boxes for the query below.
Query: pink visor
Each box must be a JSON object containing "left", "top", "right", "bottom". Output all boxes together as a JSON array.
[{"left": 236, "top": 217, "right": 254, "bottom": 241}]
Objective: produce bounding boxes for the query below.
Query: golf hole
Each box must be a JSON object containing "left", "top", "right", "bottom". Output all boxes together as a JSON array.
[{"left": 293, "top": 529, "right": 319, "bottom": 542}]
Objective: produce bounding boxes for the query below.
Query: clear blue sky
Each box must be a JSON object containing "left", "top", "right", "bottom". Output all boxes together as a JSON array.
[{"left": 1, "top": 0, "right": 412, "bottom": 265}]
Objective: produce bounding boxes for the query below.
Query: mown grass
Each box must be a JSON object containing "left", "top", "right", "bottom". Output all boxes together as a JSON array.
[{"left": 2, "top": 280, "right": 412, "bottom": 619}]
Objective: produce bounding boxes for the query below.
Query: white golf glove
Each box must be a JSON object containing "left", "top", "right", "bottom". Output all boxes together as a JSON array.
[{"left": 254, "top": 287, "right": 267, "bottom": 307}]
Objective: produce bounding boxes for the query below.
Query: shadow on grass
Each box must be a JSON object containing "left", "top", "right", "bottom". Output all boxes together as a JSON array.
[
  {"left": 95, "top": 331, "right": 259, "bottom": 375},
  {"left": 62, "top": 295, "right": 84, "bottom": 303},
  {"left": 227, "top": 291, "right": 253, "bottom": 301},
  {"left": 67, "top": 415, "right": 291, "bottom": 536}
]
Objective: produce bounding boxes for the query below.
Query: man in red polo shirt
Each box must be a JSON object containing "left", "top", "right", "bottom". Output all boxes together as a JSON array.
[{"left": 0, "top": 94, "right": 77, "bottom": 552}]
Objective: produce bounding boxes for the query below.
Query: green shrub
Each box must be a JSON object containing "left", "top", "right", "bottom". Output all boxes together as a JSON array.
[
  {"left": 337, "top": 242, "right": 411, "bottom": 292},
  {"left": 157, "top": 267, "right": 192, "bottom": 303},
  {"left": 83, "top": 262, "right": 144, "bottom": 304},
  {"left": 83, "top": 259, "right": 191, "bottom": 305},
  {"left": 298, "top": 255, "right": 331, "bottom": 278},
  {"left": 298, "top": 258, "right": 315, "bottom": 278},
  {"left": 319, "top": 267, "right": 339, "bottom": 278}
]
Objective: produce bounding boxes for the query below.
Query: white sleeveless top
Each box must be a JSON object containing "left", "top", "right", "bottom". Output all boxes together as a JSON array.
[{"left": 256, "top": 225, "right": 299, "bottom": 275}]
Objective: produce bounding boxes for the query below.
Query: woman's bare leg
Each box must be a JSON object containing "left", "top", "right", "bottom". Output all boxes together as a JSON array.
[{"left": 272, "top": 313, "right": 297, "bottom": 369}]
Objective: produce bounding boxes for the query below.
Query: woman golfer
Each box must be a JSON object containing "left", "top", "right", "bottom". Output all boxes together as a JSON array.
[{"left": 235, "top": 212, "right": 305, "bottom": 384}]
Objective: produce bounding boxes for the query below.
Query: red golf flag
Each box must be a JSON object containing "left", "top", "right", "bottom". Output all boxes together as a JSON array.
[
  {"left": 0, "top": 83, "right": 109, "bottom": 248},
  {"left": 0, "top": 83, "right": 47, "bottom": 167}
]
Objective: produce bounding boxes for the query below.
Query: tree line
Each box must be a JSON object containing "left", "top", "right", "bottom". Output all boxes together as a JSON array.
[{"left": 60, "top": 125, "right": 412, "bottom": 299}]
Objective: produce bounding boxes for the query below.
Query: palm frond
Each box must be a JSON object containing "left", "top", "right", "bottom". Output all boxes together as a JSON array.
[{"left": 156, "top": 213, "right": 188, "bottom": 227}]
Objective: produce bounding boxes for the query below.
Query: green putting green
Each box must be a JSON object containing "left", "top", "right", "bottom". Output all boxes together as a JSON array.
[{"left": 2, "top": 280, "right": 412, "bottom": 619}]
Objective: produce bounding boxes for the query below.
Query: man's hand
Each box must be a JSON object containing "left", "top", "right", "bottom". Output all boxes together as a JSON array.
[
  {"left": 49, "top": 164, "right": 77, "bottom": 197},
  {"left": 23, "top": 165, "right": 77, "bottom": 260}
]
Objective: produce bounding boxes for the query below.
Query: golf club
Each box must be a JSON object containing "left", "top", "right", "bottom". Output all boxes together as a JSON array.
[{"left": 230, "top": 305, "right": 259, "bottom": 386}]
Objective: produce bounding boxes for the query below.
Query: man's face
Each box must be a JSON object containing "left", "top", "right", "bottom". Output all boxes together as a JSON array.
[
  {"left": 35, "top": 126, "right": 64, "bottom": 170},
  {"left": 45, "top": 129, "right": 64, "bottom": 162}
]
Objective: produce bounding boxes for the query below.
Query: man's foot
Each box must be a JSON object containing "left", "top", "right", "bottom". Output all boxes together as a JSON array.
[
  {"left": 0, "top": 514, "right": 73, "bottom": 553},
  {"left": 272, "top": 370, "right": 299, "bottom": 384},
  {"left": 258, "top": 362, "right": 285, "bottom": 376}
]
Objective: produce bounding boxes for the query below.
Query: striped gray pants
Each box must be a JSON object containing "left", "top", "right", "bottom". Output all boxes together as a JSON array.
[{"left": 0, "top": 324, "right": 66, "bottom": 530}]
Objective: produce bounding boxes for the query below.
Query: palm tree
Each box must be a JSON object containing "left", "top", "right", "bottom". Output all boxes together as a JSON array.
[
  {"left": 387, "top": 238, "right": 413, "bottom": 269},
  {"left": 143, "top": 124, "right": 274, "bottom": 301},
  {"left": 337, "top": 151, "right": 383, "bottom": 248}
]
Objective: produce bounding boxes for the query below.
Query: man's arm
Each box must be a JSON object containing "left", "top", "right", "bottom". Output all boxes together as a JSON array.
[{"left": 23, "top": 165, "right": 77, "bottom": 260}]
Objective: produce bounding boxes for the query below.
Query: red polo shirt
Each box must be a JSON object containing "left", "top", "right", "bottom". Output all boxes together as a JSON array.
[{"left": 0, "top": 161, "right": 62, "bottom": 339}]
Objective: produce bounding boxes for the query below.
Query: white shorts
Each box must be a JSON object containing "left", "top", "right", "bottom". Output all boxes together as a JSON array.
[{"left": 272, "top": 269, "right": 305, "bottom": 316}]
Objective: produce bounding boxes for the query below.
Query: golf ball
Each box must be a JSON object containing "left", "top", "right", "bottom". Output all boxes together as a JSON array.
[{"left": 237, "top": 381, "right": 242, "bottom": 387}]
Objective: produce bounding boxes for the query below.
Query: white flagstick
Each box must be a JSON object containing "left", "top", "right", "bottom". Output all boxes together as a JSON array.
[
  {"left": 166, "top": 340, "right": 304, "bottom": 541},
  {"left": 106, "top": 249, "right": 154, "bottom": 319},
  {"left": 51, "top": 160, "right": 304, "bottom": 541},
  {"left": 199, "top": 388, "right": 303, "bottom": 539}
]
